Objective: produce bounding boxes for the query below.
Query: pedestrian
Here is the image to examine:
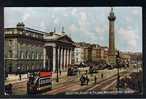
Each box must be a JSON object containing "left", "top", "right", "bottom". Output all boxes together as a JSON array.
[
  {"left": 27, "top": 80, "right": 31, "bottom": 95},
  {"left": 101, "top": 73, "right": 103, "bottom": 79},
  {"left": 78, "top": 70, "right": 80, "bottom": 75},
  {"left": 80, "top": 75, "right": 85, "bottom": 86},
  {"left": 85, "top": 70, "right": 88, "bottom": 74},
  {"left": 94, "top": 76, "right": 97, "bottom": 84},
  {"left": 8, "top": 84, "right": 12, "bottom": 95},
  {"left": 19, "top": 74, "right": 21, "bottom": 80},
  {"left": 5, "top": 84, "right": 12, "bottom": 95},
  {"left": 59, "top": 70, "right": 61, "bottom": 75},
  {"left": 27, "top": 77, "right": 34, "bottom": 95},
  {"left": 86, "top": 75, "right": 89, "bottom": 85},
  {"left": 138, "top": 80, "right": 142, "bottom": 93}
]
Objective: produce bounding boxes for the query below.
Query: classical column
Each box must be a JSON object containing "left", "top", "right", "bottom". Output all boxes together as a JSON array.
[
  {"left": 56, "top": 46, "right": 59, "bottom": 72},
  {"left": 58, "top": 47, "right": 62, "bottom": 72},
  {"left": 63, "top": 48, "right": 66, "bottom": 70},
  {"left": 53, "top": 47, "right": 56, "bottom": 72},
  {"left": 68, "top": 49, "right": 70, "bottom": 66},
  {"left": 65, "top": 48, "right": 68, "bottom": 70},
  {"left": 62, "top": 48, "right": 64, "bottom": 71},
  {"left": 69, "top": 49, "right": 72, "bottom": 65},
  {"left": 56, "top": 46, "right": 59, "bottom": 82},
  {"left": 66, "top": 48, "right": 69, "bottom": 68},
  {"left": 57, "top": 47, "right": 60, "bottom": 70},
  {"left": 60, "top": 47, "right": 63, "bottom": 71},
  {"left": 43, "top": 48, "right": 46, "bottom": 69},
  {"left": 72, "top": 48, "right": 74, "bottom": 64}
]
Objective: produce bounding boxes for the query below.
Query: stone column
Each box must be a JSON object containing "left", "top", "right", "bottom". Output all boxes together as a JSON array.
[
  {"left": 65, "top": 48, "right": 68, "bottom": 70},
  {"left": 68, "top": 49, "right": 70, "bottom": 66},
  {"left": 57, "top": 47, "right": 60, "bottom": 70},
  {"left": 53, "top": 47, "right": 56, "bottom": 72},
  {"left": 71, "top": 48, "right": 74, "bottom": 64},
  {"left": 63, "top": 48, "right": 66, "bottom": 70},
  {"left": 66, "top": 48, "right": 69, "bottom": 68},
  {"left": 56, "top": 46, "right": 59, "bottom": 72},
  {"left": 62, "top": 48, "right": 64, "bottom": 71},
  {"left": 69, "top": 48, "right": 72, "bottom": 65},
  {"left": 43, "top": 48, "right": 46, "bottom": 69},
  {"left": 60, "top": 47, "right": 63, "bottom": 71}
]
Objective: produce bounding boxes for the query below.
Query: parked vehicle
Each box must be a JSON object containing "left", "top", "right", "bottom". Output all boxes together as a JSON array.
[
  {"left": 89, "top": 66, "right": 98, "bottom": 73},
  {"left": 67, "top": 67, "right": 79, "bottom": 76}
]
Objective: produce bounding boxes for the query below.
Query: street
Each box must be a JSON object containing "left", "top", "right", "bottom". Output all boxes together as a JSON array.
[{"left": 6, "top": 64, "right": 142, "bottom": 95}]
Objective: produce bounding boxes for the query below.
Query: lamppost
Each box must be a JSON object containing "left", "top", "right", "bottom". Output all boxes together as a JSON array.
[{"left": 116, "top": 51, "right": 120, "bottom": 93}]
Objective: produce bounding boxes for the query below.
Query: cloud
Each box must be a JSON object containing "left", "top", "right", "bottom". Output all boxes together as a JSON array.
[
  {"left": 39, "top": 21, "right": 46, "bottom": 30},
  {"left": 22, "top": 13, "right": 30, "bottom": 22},
  {"left": 22, "top": 8, "right": 34, "bottom": 21},
  {"left": 71, "top": 8, "right": 77, "bottom": 15},
  {"left": 78, "top": 12, "right": 88, "bottom": 28},
  {"left": 95, "top": 24, "right": 105, "bottom": 35},
  {"left": 118, "top": 27, "right": 139, "bottom": 51},
  {"left": 4, "top": 7, "right": 142, "bottom": 52},
  {"left": 132, "top": 8, "right": 140, "bottom": 15},
  {"left": 69, "top": 24, "right": 78, "bottom": 32},
  {"left": 54, "top": 18, "right": 59, "bottom": 24}
]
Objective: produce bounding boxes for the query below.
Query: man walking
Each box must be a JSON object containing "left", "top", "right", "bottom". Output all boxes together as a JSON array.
[{"left": 94, "top": 76, "right": 97, "bottom": 84}]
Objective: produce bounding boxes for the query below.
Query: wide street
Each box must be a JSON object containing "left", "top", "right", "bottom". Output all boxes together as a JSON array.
[{"left": 5, "top": 64, "right": 142, "bottom": 95}]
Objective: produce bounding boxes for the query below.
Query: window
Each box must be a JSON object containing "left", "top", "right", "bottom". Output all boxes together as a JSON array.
[
  {"left": 25, "top": 51, "right": 28, "bottom": 59},
  {"left": 9, "top": 50, "right": 13, "bottom": 58},
  {"left": 21, "top": 51, "right": 24, "bottom": 59},
  {"left": 8, "top": 40, "right": 12, "bottom": 46},
  {"left": 31, "top": 52, "right": 34, "bottom": 59},
  {"left": 76, "top": 58, "right": 78, "bottom": 62},
  {"left": 25, "top": 32, "right": 29, "bottom": 36},
  {"left": 14, "top": 29, "right": 17, "bottom": 34}
]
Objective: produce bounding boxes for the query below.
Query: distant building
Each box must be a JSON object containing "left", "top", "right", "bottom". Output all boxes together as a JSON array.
[
  {"left": 74, "top": 42, "right": 90, "bottom": 64},
  {"left": 91, "top": 45, "right": 109, "bottom": 62},
  {"left": 4, "top": 23, "right": 75, "bottom": 74},
  {"left": 120, "top": 52, "right": 131, "bottom": 64},
  {"left": 74, "top": 42, "right": 109, "bottom": 64}
]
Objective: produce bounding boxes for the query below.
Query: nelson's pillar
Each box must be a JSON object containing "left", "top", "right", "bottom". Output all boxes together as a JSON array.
[{"left": 108, "top": 8, "right": 116, "bottom": 64}]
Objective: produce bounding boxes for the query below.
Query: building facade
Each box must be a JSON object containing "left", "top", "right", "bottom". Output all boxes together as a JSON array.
[
  {"left": 4, "top": 23, "right": 75, "bottom": 74},
  {"left": 5, "top": 23, "right": 44, "bottom": 74},
  {"left": 74, "top": 42, "right": 109, "bottom": 64},
  {"left": 44, "top": 31, "right": 75, "bottom": 72},
  {"left": 74, "top": 42, "right": 91, "bottom": 64}
]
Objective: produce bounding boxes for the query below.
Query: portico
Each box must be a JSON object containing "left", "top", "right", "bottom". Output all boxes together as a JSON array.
[{"left": 43, "top": 33, "right": 75, "bottom": 72}]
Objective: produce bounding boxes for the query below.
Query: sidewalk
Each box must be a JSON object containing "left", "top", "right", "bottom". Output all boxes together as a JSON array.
[{"left": 5, "top": 74, "right": 28, "bottom": 85}]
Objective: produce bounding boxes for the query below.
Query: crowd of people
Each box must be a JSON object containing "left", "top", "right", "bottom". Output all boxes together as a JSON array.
[{"left": 117, "top": 71, "right": 142, "bottom": 93}]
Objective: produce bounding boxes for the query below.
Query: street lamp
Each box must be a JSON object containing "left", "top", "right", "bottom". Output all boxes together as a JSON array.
[{"left": 116, "top": 51, "right": 120, "bottom": 92}]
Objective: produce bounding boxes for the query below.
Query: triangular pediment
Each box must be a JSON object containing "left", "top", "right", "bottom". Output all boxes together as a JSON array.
[{"left": 57, "top": 35, "right": 74, "bottom": 43}]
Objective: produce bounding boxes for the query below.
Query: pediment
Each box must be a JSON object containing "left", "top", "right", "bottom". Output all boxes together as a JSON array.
[{"left": 57, "top": 35, "right": 74, "bottom": 43}]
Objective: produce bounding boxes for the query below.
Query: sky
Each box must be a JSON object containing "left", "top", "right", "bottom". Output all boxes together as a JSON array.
[{"left": 4, "top": 7, "right": 142, "bottom": 52}]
